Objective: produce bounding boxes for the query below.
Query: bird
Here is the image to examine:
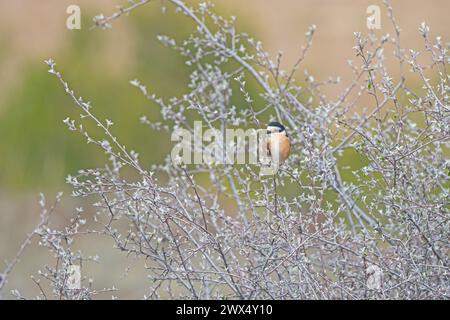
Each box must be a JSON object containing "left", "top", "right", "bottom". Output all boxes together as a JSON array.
[{"left": 266, "top": 121, "right": 291, "bottom": 165}]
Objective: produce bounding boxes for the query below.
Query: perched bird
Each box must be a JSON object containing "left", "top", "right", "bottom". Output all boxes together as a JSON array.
[{"left": 266, "top": 121, "right": 291, "bottom": 164}]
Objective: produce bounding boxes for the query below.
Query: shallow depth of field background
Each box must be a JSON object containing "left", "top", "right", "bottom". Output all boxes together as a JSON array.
[{"left": 0, "top": 0, "right": 448, "bottom": 298}]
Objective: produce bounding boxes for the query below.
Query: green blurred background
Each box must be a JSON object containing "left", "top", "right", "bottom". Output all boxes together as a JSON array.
[{"left": 0, "top": 0, "right": 448, "bottom": 298}]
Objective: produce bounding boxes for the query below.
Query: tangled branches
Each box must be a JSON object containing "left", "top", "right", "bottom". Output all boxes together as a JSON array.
[{"left": 3, "top": 0, "right": 448, "bottom": 299}]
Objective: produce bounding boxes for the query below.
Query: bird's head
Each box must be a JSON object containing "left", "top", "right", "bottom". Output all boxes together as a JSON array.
[{"left": 266, "top": 121, "right": 287, "bottom": 135}]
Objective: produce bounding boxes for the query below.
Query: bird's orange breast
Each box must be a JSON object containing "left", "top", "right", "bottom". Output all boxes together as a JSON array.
[{"left": 267, "top": 133, "right": 291, "bottom": 163}]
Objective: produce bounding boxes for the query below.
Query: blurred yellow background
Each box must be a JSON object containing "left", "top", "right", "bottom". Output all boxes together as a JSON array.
[{"left": 0, "top": 0, "right": 448, "bottom": 298}]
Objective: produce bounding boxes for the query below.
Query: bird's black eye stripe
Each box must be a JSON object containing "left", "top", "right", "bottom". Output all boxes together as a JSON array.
[{"left": 267, "top": 130, "right": 272, "bottom": 134}]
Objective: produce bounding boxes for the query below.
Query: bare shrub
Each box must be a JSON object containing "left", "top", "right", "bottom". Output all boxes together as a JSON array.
[{"left": 2, "top": 0, "right": 448, "bottom": 299}]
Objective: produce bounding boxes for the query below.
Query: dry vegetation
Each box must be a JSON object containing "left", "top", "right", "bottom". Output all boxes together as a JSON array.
[{"left": 1, "top": 0, "right": 448, "bottom": 299}]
